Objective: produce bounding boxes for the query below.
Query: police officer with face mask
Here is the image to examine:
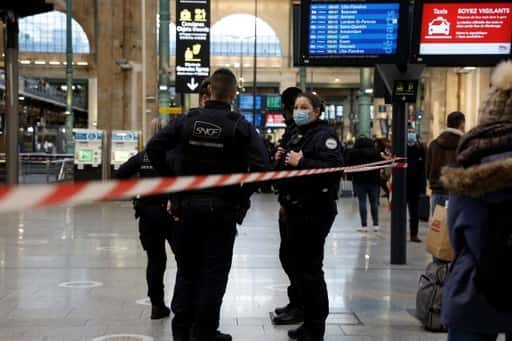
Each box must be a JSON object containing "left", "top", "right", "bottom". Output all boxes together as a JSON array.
[
  {"left": 275, "top": 92, "right": 343, "bottom": 341},
  {"left": 146, "top": 68, "right": 269, "bottom": 341},
  {"left": 116, "top": 119, "right": 174, "bottom": 320}
]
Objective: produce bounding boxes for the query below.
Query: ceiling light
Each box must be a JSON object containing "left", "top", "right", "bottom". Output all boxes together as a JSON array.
[
  {"left": 19, "top": 60, "right": 31, "bottom": 65},
  {"left": 76, "top": 61, "right": 88, "bottom": 66},
  {"left": 34, "top": 60, "right": 46, "bottom": 65},
  {"left": 49, "top": 61, "right": 61, "bottom": 65},
  {"left": 159, "top": 85, "right": 168, "bottom": 91},
  {"left": 364, "top": 88, "right": 374, "bottom": 94}
]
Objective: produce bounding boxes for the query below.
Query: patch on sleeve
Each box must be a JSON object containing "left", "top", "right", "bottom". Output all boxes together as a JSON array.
[{"left": 325, "top": 138, "right": 338, "bottom": 150}]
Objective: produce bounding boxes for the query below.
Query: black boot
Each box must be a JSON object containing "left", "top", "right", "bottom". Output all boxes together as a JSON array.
[
  {"left": 274, "top": 303, "right": 293, "bottom": 316},
  {"left": 272, "top": 306, "right": 304, "bottom": 325},
  {"left": 288, "top": 324, "right": 305, "bottom": 339},
  {"left": 151, "top": 305, "right": 170, "bottom": 319},
  {"left": 215, "top": 330, "right": 232, "bottom": 341}
]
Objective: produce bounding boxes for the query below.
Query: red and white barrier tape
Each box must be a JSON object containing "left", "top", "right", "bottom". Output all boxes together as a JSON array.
[{"left": 0, "top": 158, "right": 406, "bottom": 214}]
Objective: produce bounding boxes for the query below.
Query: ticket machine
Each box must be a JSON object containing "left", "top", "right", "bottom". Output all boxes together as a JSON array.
[
  {"left": 110, "top": 130, "right": 139, "bottom": 176},
  {"left": 73, "top": 129, "right": 104, "bottom": 181}
]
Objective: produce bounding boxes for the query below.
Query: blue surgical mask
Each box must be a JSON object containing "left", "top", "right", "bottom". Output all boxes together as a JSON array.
[
  {"left": 408, "top": 132, "right": 417, "bottom": 143},
  {"left": 293, "top": 110, "right": 311, "bottom": 126}
]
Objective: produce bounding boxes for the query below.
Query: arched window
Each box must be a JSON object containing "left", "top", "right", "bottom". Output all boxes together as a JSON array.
[
  {"left": 19, "top": 11, "right": 90, "bottom": 53},
  {"left": 211, "top": 14, "right": 281, "bottom": 57}
]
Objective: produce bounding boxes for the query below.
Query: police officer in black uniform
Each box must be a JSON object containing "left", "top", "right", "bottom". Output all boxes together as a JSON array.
[
  {"left": 275, "top": 92, "right": 343, "bottom": 341},
  {"left": 146, "top": 68, "right": 269, "bottom": 341},
  {"left": 272, "top": 86, "right": 305, "bottom": 325},
  {"left": 116, "top": 119, "right": 173, "bottom": 320}
]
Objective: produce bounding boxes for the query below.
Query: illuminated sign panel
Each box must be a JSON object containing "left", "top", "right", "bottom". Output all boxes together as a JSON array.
[{"left": 176, "top": 0, "right": 210, "bottom": 93}]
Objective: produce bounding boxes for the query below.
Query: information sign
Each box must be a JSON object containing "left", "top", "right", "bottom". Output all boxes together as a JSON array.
[{"left": 176, "top": 0, "right": 210, "bottom": 93}]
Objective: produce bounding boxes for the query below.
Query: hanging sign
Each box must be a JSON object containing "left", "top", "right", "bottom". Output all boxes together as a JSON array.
[{"left": 176, "top": 0, "right": 210, "bottom": 93}]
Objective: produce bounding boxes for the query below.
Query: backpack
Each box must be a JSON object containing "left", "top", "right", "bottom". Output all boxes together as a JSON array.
[
  {"left": 416, "top": 261, "right": 450, "bottom": 332},
  {"left": 474, "top": 200, "right": 512, "bottom": 313}
]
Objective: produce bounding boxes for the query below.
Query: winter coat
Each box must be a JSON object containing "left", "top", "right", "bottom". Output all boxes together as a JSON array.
[
  {"left": 426, "top": 128, "right": 463, "bottom": 194},
  {"left": 440, "top": 121, "right": 512, "bottom": 334},
  {"left": 407, "top": 142, "right": 426, "bottom": 194},
  {"left": 345, "top": 137, "right": 382, "bottom": 185}
]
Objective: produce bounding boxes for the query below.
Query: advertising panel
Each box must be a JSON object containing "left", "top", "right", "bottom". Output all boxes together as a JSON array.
[
  {"left": 176, "top": 0, "right": 210, "bottom": 93},
  {"left": 419, "top": 2, "right": 512, "bottom": 55}
]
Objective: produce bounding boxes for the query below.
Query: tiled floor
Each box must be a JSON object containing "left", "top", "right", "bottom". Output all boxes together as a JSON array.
[{"left": 0, "top": 194, "right": 495, "bottom": 341}]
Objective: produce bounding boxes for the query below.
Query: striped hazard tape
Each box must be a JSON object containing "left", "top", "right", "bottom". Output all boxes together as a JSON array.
[{"left": 0, "top": 158, "right": 406, "bottom": 214}]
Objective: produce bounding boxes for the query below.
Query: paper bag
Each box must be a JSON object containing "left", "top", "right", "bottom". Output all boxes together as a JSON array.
[{"left": 426, "top": 205, "right": 453, "bottom": 262}]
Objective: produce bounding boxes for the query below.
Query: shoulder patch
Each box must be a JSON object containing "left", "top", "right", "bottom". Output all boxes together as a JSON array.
[{"left": 325, "top": 138, "right": 338, "bottom": 150}]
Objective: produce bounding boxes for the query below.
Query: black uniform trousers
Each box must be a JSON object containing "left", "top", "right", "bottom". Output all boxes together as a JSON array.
[
  {"left": 278, "top": 207, "right": 303, "bottom": 308},
  {"left": 286, "top": 206, "right": 336, "bottom": 338},
  {"left": 138, "top": 204, "right": 174, "bottom": 306},
  {"left": 171, "top": 197, "right": 237, "bottom": 341}
]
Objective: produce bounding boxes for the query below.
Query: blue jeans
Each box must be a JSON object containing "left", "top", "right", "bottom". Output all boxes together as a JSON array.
[
  {"left": 431, "top": 193, "right": 449, "bottom": 214},
  {"left": 353, "top": 183, "right": 379, "bottom": 227},
  {"left": 448, "top": 329, "right": 512, "bottom": 341}
]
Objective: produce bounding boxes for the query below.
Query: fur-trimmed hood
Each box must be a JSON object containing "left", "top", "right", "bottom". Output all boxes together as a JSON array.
[{"left": 441, "top": 157, "right": 512, "bottom": 197}]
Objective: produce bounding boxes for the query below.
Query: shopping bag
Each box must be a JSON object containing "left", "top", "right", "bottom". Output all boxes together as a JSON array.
[{"left": 426, "top": 205, "right": 453, "bottom": 261}]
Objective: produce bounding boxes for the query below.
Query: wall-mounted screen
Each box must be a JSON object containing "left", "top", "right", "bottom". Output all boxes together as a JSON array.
[
  {"left": 78, "top": 149, "right": 94, "bottom": 163},
  {"left": 412, "top": 0, "right": 512, "bottom": 66},
  {"left": 299, "top": 0, "right": 409, "bottom": 66},
  {"left": 266, "top": 95, "right": 282, "bottom": 109},
  {"left": 266, "top": 113, "right": 286, "bottom": 128},
  {"left": 242, "top": 112, "right": 264, "bottom": 127},
  {"left": 239, "top": 95, "right": 263, "bottom": 110}
]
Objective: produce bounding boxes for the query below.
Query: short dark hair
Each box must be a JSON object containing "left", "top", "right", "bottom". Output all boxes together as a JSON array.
[
  {"left": 281, "top": 87, "right": 302, "bottom": 112},
  {"left": 210, "top": 68, "right": 237, "bottom": 100},
  {"left": 447, "top": 111, "right": 465, "bottom": 129},
  {"left": 296, "top": 92, "right": 324, "bottom": 113},
  {"left": 198, "top": 78, "right": 211, "bottom": 98}
]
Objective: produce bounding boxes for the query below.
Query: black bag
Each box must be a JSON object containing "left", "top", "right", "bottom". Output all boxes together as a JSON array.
[
  {"left": 416, "top": 261, "right": 449, "bottom": 332},
  {"left": 474, "top": 200, "right": 512, "bottom": 313},
  {"left": 418, "top": 195, "right": 430, "bottom": 222}
]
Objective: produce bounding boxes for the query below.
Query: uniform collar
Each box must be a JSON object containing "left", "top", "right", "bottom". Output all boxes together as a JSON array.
[{"left": 204, "top": 100, "right": 231, "bottom": 110}]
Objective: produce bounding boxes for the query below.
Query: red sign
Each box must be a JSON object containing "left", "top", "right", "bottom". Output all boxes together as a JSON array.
[
  {"left": 420, "top": 2, "right": 512, "bottom": 55},
  {"left": 265, "top": 114, "right": 285, "bottom": 127}
]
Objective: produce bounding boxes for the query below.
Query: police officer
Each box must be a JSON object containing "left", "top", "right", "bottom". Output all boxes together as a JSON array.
[
  {"left": 272, "top": 86, "right": 305, "bottom": 325},
  {"left": 275, "top": 92, "right": 343, "bottom": 341},
  {"left": 116, "top": 119, "right": 173, "bottom": 320},
  {"left": 146, "top": 68, "right": 269, "bottom": 341}
]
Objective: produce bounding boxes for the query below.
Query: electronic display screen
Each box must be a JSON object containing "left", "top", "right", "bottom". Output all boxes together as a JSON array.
[
  {"left": 413, "top": 0, "right": 512, "bottom": 65},
  {"left": 265, "top": 113, "right": 286, "bottom": 128},
  {"left": 78, "top": 149, "right": 93, "bottom": 163},
  {"left": 300, "top": 0, "right": 408, "bottom": 66},
  {"left": 239, "top": 95, "right": 263, "bottom": 110},
  {"left": 242, "top": 113, "right": 263, "bottom": 127},
  {"left": 309, "top": 3, "right": 400, "bottom": 55},
  {"left": 266, "top": 95, "right": 282, "bottom": 109},
  {"left": 113, "top": 151, "right": 131, "bottom": 163}
]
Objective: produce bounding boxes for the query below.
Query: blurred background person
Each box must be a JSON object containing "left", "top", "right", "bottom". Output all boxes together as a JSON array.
[
  {"left": 406, "top": 128, "right": 426, "bottom": 243},
  {"left": 346, "top": 135, "right": 383, "bottom": 233}
]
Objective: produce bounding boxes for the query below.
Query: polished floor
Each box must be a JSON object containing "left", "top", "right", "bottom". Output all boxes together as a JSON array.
[{"left": 0, "top": 194, "right": 487, "bottom": 341}]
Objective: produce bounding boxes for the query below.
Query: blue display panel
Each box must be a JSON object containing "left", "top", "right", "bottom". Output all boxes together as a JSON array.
[
  {"left": 239, "top": 95, "right": 263, "bottom": 110},
  {"left": 242, "top": 112, "right": 263, "bottom": 127},
  {"left": 308, "top": 3, "right": 400, "bottom": 56}
]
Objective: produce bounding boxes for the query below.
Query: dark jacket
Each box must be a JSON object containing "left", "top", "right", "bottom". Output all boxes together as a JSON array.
[
  {"left": 276, "top": 119, "right": 343, "bottom": 212},
  {"left": 116, "top": 151, "right": 168, "bottom": 205},
  {"left": 440, "top": 121, "right": 512, "bottom": 333},
  {"left": 426, "top": 129, "right": 463, "bottom": 194},
  {"left": 145, "top": 100, "right": 269, "bottom": 205},
  {"left": 345, "top": 137, "right": 382, "bottom": 185},
  {"left": 407, "top": 142, "right": 426, "bottom": 194}
]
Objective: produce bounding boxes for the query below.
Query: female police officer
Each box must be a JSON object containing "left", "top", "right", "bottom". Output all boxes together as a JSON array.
[{"left": 275, "top": 92, "right": 343, "bottom": 341}]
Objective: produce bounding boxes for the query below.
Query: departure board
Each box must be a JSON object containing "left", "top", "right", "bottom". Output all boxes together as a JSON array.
[{"left": 308, "top": 3, "right": 400, "bottom": 56}]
